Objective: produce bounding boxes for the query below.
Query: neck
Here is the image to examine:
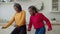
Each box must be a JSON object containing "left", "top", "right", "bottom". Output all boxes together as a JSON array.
[
  {"left": 17, "top": 10, "right": 22, "bottom": 13},
  {"left": 32, "top": 12, "right": 37, "bottom": 15}
]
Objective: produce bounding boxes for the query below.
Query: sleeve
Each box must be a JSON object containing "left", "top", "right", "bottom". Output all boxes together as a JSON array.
[
  {"left": 28, "top": 16, "right": 32, "bottom": 31},
  {"left": 17, "top": 11, "right": 26, "bottom": 26},
  {"left": 3, "top": 14, "right": 15, "bottom": 28},
  {"left": 41, "top": 13, "right": 52, "bottom": 29}
]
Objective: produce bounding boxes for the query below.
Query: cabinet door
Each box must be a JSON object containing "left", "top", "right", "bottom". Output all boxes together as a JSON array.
[{"left": 52, "top": 0, "right": 58, "bottom": 11}]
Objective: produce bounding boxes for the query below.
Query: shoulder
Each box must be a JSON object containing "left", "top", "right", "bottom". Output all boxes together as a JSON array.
[
  {"left": 37, "top": 12, "right": 43, "bottom": 15},
  {"left": 22, "top": 10, "right": 26, "bottom": 13},
  {"left": 21, "top": 10, "right": 26, "bottom": 16},
  {"left": 14, "top": 12, "right": 17, "bottom": 15}
]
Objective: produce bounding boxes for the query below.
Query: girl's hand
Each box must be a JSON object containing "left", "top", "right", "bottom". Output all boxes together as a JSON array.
[
  {"left": 2, "top": 26, "right": 6, "bottom": 29},
  {"left": 14, "top": 25, "right": 17, "bottom": 27},
  {"left": 48, "top": 27, "right": 52, "bottom": 31},
  {"left": 28, "top": 28, "right": 31, "bottom": 31},
  {"left": 14, "top": 25, "right": 20, "bottom": 28}
]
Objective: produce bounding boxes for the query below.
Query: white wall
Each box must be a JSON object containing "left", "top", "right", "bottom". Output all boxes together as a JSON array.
[
  {"left": 0, "top": 4, "right": 15, "bottom": 20},
  {"left": 0, "top": 0, "right": 42, "bottom": 24},
  {"left": 0, "top": 0, "right": 60, "bottom": 24},
  {"left": 42, "top": 0, "right": 60, "bottom": 22}
]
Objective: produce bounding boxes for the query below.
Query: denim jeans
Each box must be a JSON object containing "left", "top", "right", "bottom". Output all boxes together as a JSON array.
[{"left": 35, "top": 27, "right": 46, "bottom": 34}]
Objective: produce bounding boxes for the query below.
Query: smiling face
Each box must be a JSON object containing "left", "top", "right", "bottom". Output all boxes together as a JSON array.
[
  {"left": 14, "top": 3, "right": 22, "bottom": 13},
  {"left": 28, "top": 6, "right": 38, "bottom": 15},
  {"left": 28, "top": 8, "right": 35, "bottom": 15},
  {"left": 14, "top": 6, "right": 20, "bottom": 12}
]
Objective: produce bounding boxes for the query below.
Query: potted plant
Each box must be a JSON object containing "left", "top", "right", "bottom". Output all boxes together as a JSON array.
[{"left": 51, "top": 18, "right": 56, "bottom": 22}]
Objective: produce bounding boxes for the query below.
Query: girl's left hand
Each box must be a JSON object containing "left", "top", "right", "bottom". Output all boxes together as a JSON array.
[
  {"left": 48, "top": 27, "right": 52, "bottom": 31},
  {"left": 14, "top": 25, "right": 17, "bottom": 27}
]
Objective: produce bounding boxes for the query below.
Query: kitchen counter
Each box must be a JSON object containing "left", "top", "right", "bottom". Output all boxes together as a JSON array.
[
  {"left": 50, "top": 21, "right": 60, "bottom": 25},
  {"left": 0, "top": 22, "right": 60, "bottom": 26}
]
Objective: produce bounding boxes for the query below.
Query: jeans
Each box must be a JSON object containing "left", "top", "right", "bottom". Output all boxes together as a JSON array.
[{"left": 35, "top": 27, "right": 46, "bottom": 34}]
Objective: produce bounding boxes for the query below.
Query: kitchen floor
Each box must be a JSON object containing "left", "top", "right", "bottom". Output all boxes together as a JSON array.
[{"left": 0, "top": 25, "right": 60, "bottom": 34}]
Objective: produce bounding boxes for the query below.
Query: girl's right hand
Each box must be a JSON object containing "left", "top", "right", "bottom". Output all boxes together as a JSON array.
[
  {"left": 14, "top": 25, "right": 17, "bottom": 27},
  {"left": 14, "top": 25, "right": 20, "bottom": 28}
]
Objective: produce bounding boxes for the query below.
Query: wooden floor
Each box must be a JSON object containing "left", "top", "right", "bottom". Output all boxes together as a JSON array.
[{"left": 0, "top": 25, "right": 60, "bottom": 34}]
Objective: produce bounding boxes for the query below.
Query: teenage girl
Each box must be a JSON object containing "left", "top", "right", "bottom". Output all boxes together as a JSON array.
[
  {"left": 28, "top": 6, "right": 52, "bottom": 34},
  {"left": 2, "top": 3, "right": 27, "bottom": 34}
]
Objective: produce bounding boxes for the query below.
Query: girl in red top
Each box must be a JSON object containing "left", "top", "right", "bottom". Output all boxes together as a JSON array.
[{"left": 28, "top": 6, "right": 52, "bottom": 34}]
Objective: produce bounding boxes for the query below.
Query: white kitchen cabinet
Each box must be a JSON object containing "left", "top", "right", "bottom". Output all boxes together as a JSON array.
[{"left": 51, "top": 0, "right": 60, "bottom": 12}]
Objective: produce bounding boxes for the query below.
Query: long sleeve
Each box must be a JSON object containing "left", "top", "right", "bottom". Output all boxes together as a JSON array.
[
  {"left": 28, "top": 16, "right": 32, "bottom": 31},
  {"left": 17, "top": 11, "right": 26, "bottom": 26},
  {"left": 3, "top": 14, "right": 15, "bottom": 28},
  {"left": 41, "top": 13, "right": 52, "bottom": 29}
]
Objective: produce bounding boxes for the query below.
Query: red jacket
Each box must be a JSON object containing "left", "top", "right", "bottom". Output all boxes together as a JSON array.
[{"left": 28, "top": 13, "right": 52, "bottom": 30}]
